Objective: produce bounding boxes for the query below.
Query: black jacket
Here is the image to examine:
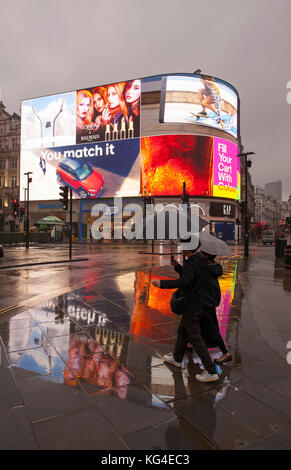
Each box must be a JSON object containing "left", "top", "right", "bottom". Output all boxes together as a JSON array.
[
  {"left": 174, "top": 254, "right": 223, "bottom": 307},
  {"left": 198, "top": 258, "right": 222, "bottom": 307},
  {"left": 160, "top": 255, "right": 204, "bottom": 312}
]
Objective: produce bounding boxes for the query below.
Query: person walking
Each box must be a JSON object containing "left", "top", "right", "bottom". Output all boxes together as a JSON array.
[
  {"left": 151, "top": 238, "right": 221, "bottom": 383},
  {"left": 195, "top": 250, "right": 232, "bottom": 364}
]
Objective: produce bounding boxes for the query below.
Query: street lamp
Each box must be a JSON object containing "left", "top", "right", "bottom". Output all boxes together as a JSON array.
[
  {"left": 24, "top": 172, "right": 33, "bottom": 249},
  {"left": 237, "top": 151, "right": 255, "bottom": 257}
]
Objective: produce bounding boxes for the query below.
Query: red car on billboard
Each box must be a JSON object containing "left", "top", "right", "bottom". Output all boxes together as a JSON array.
[{"left": 56, "top": 157, "right": 104, "bottom": 198}]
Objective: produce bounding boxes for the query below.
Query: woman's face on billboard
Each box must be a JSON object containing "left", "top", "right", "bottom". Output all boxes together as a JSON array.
[
  {"left": 77, "top": 96, "right": 90, "bottom": 119},
  {"left": 125, "top": 80, "right": 141, "bottom": 104},
  {"left": 93, "top": 93, "right": 105, "bottom": 113},
  {"left": 107, "top": 86, "right": 120, "bottom": 109}
]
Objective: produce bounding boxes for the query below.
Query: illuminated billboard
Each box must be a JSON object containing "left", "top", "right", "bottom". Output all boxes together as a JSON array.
[
  {"left": 20, "top": 74, "right": 239, "bottom": 201},
  {"left": 160, "top": 75, "right": 238, "bottom": 139},
  {"left": 140, "top": 135, "right": 240, "bottom": 200},
  {"left": 20, "top": 80, "right": 141, "bottom": 201},
  {"left": 76, "top": 80, "right": 141, "bottom": 144}
]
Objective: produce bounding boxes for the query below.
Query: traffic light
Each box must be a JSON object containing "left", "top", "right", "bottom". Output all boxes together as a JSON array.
[
  {"left": 13, "top": 199, "right": 19, "bottom": 217},
  {"left": 239, "top": 202, "right": 246, "bottom": 212},
  {"left": 59, "top": 186, "right": 69, "bottom": 210},
  {"left": 286, "top": 216, "right": 290, "bottom": 226},
  {"left": 19, "top": 207, "right": 25, "bottom": 221}
]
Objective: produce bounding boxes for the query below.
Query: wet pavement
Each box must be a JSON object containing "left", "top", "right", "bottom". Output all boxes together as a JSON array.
[{"left": 0, "top": 243, "right": 291, "bottom": 450}]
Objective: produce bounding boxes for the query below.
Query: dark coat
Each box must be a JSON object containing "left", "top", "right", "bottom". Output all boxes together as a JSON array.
[
  {"left": 168, "top": 254, "right": 224, "bottom": 348},
  {"left": 160, "top": 255, "right": 204, "bottom": 312}
]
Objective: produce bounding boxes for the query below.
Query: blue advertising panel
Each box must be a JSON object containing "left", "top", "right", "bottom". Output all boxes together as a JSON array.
[{"left": 20, "top": 139, "right": 140, "bottom": 200}]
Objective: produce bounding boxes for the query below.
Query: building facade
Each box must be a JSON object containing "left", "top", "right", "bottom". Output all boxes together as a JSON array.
[
  {"left": 0, "top": 101, "right": 21, "bottom": 231},
  {"left": 265, "top": 180, "right": 282, "bottom": 203},
  {"left": 255, "top": 186, "right": 266, "bottom": 224}
]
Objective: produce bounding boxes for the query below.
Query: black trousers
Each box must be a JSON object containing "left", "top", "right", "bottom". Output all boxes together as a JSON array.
[
  {"left": 173, "top": 310, "right": 217, "bottom": 374},
  {"left": 200, "top": 306, "right": 228, "bottom": 354}
]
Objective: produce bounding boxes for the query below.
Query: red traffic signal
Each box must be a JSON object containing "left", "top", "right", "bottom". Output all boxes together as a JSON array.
[{"left": 13, "top": 199, "right": 19, "bottom": 217}]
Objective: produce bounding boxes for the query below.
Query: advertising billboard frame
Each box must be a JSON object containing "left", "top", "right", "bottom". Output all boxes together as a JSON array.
[
  {"left": 20, "top": 73, "right": 241, "bottom": 203},
  {"left": 159, "top": 73, "right": 240, "bottom": 142}
]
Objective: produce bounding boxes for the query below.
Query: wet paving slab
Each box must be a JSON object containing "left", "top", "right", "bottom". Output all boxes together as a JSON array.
[
  {"left": 123, "top": 416, "right": 216, "bottom": 450},
  {"left": 1, "top": 247, "right": 291, "bottom": 449}
]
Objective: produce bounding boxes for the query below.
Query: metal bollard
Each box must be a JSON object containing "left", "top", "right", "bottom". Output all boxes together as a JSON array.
[{"left": 284, "top": 245, "right": 291, "bottom": 269}]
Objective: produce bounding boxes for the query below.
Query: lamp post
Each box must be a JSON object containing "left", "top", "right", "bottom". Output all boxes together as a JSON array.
[
  {"left": 237, "top": 152, "right": 255, "bottom": 257},
  {"left": 24, "top": 172, "right": 33, "bottom": 249}
]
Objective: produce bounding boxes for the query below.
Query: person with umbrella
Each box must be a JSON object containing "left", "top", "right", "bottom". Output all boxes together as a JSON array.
[
  {"left": 192, "top": 232, "right": 232, "bottom": 365},
  {"left": 170, "top": 231, "right": 232, "bottom": 365},
  {"left": 151, "top": 234, "right": 221, "bottom": 383}
]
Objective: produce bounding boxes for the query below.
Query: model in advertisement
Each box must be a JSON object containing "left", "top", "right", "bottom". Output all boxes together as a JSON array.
[
  {"left": 124, "top": 79, "right": 141, "bottom": 138},
  {"left": 92, "top": 86, "right": 107, "bottom": 141},
  {"left": 76, "top": 90, "right": 95, "bottom": 143},
  {"left": 197, "top": 77, "right": 223, "bottom": 128},
  {"left": 39, "top": 155, "right": 46, "bottom": 175},
  {"left": 102, "top": 82, "right": 129, "bottom": 140}
]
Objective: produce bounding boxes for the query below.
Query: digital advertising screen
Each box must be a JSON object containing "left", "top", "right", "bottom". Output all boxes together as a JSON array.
[
  {"left": 20, "top": 139, "right": 140, "bottom": 200},
  {"left": 160, "top": 75, "right": 238, "bottom": 139},
  {"left": 20, "top": 75, "right": 239, "bottom": 201},
  {"left": 76, "top": 79, "right": 141, "bottom": 144},
  {"left": 140, "top": 134, "right": 240, "bottom": 200},
  {"left": 20, "top": 80, "right": 141, "bottom": 201}
]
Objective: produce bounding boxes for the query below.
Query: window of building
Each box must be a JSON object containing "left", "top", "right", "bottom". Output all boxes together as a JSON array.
[
  {"left": 11, "top": 175, "right": 17, "bottom": 188},
  {"left": 10, "top": 159, "right": 17, "bottom": 169},
  {"left": 12, "top": 138, "right": 18, "bottom": 149},
  {"left": 0, "top": 159, "right": 5, "bottom": 170},
  {"left": 0, "top": 197, "right": 4, "bottom": 209}
]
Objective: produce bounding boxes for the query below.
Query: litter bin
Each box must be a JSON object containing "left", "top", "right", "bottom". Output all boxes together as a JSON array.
[
  {"left": 275, "top": 238, "right": 287, "bottom": 258},
  {"left": 284, "top": 245, "right": 291, "bottom": 269}
]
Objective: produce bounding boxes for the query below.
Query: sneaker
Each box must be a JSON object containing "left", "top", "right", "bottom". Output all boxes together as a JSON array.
[
  {"left": 195, "top": 370, "right": 219, "bottom": 382},
  {"left": 164, "top": 354, "right": 182, "bottom": 368},
  {"left": 214, "top": 355, "right": 232, "bottom": 365}
]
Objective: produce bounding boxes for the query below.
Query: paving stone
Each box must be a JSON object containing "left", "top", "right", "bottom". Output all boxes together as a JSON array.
[
  {"left": 0, "top": 406, "right": 38, "bottom": 450},
  {"left": 94, "top": 381, "right": 176, "bottom": 435},
  {"left": 171, "top": 394, "right": 260, "bottom": 450},
  {"left": 0, "top": 367, "right": 23, "bottom": 412},
  {"left": 33, "top": 406, "right": 127, "bottom": 450},
  {"left": 124, "top": 417, "right": 216, "bottom": 450},
  {"left": 17, "top": 373, "right": 94, "bottom": 421}
]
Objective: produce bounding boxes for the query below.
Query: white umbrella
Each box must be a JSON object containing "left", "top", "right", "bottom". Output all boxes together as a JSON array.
[{"left": 198, "top": 231, "right": 232, "bottom": 257}]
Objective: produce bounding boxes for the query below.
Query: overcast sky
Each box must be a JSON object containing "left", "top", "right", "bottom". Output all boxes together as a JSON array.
[{"left": 1, "top": 0, "right": 290, "bottom": 199}]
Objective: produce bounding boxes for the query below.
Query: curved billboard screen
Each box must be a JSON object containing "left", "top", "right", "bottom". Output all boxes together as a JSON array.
[
  {"left": 20, "top": 75, "right": 239, "bottom": 201},
  {"left": 160, "top": 75, "right": 238, "bottom": 139}
]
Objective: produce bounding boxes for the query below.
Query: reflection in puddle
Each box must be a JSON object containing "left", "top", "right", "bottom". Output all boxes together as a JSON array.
[{"left": 4, "top": 258, "right": 240, "bottom": 402}]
